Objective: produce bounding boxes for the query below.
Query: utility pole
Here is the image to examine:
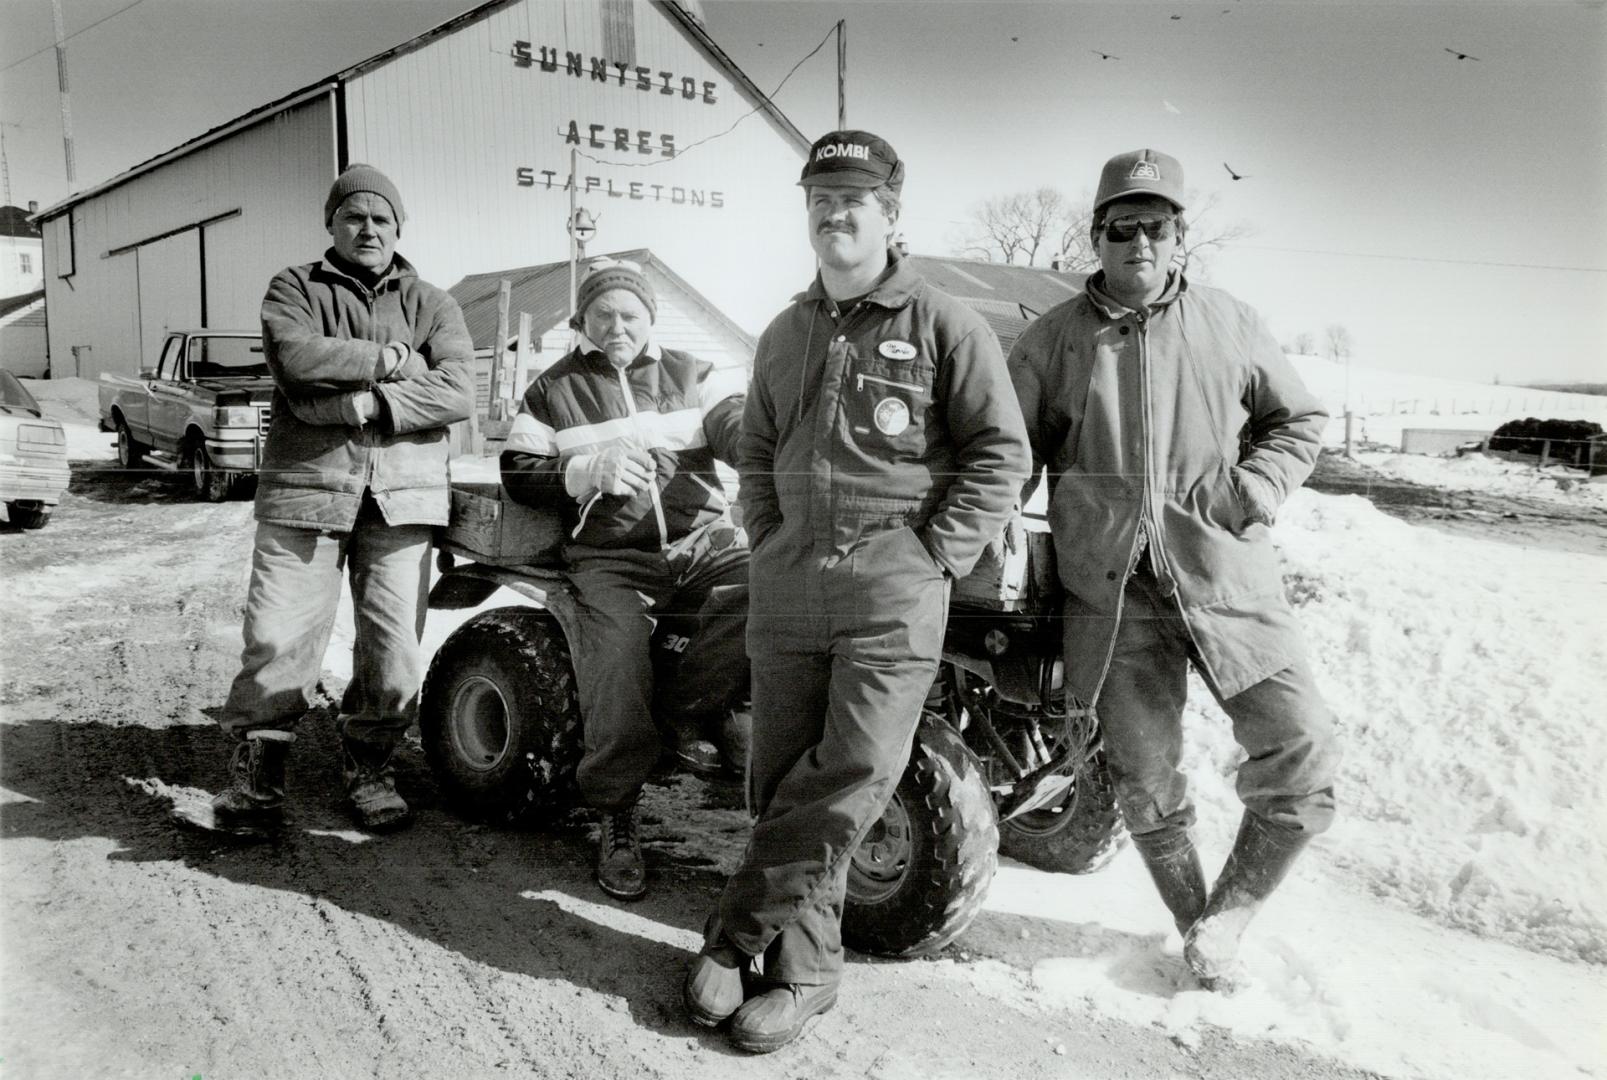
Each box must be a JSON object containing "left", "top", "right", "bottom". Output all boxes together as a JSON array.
[
  {"left": 836, "top": 20, "right": 847, "bottom": 128},
  {"left": 50, "top": 0, "right": 78, "bottom": 190},
  {"left": 0, "top": 123, "right": 19, "bottom": 206}
]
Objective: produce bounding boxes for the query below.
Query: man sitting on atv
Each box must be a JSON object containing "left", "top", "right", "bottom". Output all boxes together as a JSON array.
[{"left": 501, "top": 257, "right": 750, "bottom": 902}]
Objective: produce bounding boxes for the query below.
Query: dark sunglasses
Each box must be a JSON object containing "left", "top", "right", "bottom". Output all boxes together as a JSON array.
[{"left": 1102, "top": 214, "right": 1177, "bottom": 243}]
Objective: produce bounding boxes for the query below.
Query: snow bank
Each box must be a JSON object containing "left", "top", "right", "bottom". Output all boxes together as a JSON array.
[
  {"left": 1352, "top": 450, "right": 1607, "bottom": 506},
  {"left": 21, "top": 376, "right": 115, "bottom": 460},
  {"left": 1252, "top": 491, "right": 1604, "bottom": 965}
]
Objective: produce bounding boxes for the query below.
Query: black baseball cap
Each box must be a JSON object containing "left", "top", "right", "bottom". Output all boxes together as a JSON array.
[{"left": 798, "top": 129, "right": 905, "bottom": 193}]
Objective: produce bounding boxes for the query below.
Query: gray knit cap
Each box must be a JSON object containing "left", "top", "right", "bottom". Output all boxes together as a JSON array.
[{"left": 324, "top": 164, "right": 406, "bottom": 229}]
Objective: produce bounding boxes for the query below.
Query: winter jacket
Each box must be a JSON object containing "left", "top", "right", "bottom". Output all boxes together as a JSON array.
[
  {"left": 1008, "top": 271, "right": 1328, "bottom": 701},
  {"left": 740, "top": 247, "right": 1030, "bottom": 578},
  {"left": 256, "top": 250, "right": 476, "bottom": 530},
  {"left": 500, "top": 341, "right": 745, "bottom": 550}
]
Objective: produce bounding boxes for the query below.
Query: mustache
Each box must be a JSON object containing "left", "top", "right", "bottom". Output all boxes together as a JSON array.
[{"left": 817, "top": 222, "right": 854, "bottom": 234}]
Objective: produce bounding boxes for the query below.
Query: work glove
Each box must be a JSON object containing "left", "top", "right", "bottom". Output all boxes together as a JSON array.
[{"left": 565, "top": 445, "right": 655, "bottom": 497}]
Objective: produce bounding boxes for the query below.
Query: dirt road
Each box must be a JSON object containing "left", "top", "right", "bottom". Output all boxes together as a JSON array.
[{"left": 1, "top": 461, "right": 1402, "bottom": 1079}]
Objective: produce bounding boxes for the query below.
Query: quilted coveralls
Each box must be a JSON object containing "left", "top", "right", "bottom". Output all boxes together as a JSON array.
[
  {"left": 501, "top": 340, "right": 750, "bottom": 810},
  {"left": 1007, "top": 271, "right": 1341, "bottom": 842},
  {"left": 721, "top": 249, "right": 1031, "bottom": 985}
]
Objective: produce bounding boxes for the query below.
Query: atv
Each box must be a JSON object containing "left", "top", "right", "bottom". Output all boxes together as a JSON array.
[{"left": 419, "top": 499, "right": 1125, "bottom": 959}]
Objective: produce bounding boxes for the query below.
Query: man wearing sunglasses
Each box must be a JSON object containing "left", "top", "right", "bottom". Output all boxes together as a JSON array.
[{"left": 1008, "top": 149, "right": 1340, "bottom": 993}]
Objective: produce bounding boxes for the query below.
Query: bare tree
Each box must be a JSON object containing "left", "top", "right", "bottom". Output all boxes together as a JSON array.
[
  {"left": 954, "top": 188, "right": 1068, "bottom": 265},
  {"left": 958, "top": 187, "right": 1252, "bottom": 280},
  {"left": 1324, "top": 324, "right": 1353, "bottom": 363},
  {"left": 1292, "top": 331, "right": 1316, "bottom": 356}
]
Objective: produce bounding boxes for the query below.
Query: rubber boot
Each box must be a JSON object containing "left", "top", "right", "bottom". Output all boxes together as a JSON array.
[
  {"left": 596, "top": 796, "right": 647, "bottom": 901},
  {"left": 211, "top": 730, "right": 295, "bottom": 832},
  {"left": 683, "top": 913, "right": 754, "bottom": 1027},
  {"left": 1130, "top": 826, "right": 1208, "bottom": 936},
  {"left": 728, "top": 982, "right": 838, "bottom": 1053},
  {"left": 1184, "top": 812, "right": 1311, "bottom": 993},
  {"left": 340, "top": 736, "right": 411, "bottom": 831}
]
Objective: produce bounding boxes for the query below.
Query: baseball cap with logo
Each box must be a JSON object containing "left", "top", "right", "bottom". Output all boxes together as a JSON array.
[
  {"left": 797, "top": 129, "right": 905, "bottom": 193},
  {"left": 1094, "top": 149, "right": 1186, "bottom": 213}
]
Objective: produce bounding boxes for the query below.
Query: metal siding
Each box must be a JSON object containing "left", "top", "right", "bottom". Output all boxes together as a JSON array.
[
  {"left": 41, "top": 97, "right": 336, "bottom": 380},
  {"left": 344, "top": 0, "right": 810, "bottom": 335}
]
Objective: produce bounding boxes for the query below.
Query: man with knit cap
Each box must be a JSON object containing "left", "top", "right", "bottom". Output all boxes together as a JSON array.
[
  {"left": 501, "top": 256, "right": 750, "bottom": 902},
  {"left": 682, "top": 131, "right": 1030, "bottom": 1052},
  {"left": 1007, "top": 149, "right": 1340, "bottom": 992},
  {"left": 210, "top": 162, "right": 475, "bottom": 834}
]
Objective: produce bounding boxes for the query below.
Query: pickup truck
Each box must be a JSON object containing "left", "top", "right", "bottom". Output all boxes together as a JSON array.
[{"left": 99, "top": 330, "right": 270, "bottom": 501}]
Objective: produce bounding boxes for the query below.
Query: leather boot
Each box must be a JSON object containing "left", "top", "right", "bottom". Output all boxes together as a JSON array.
[
  {"left": 728, "top": 982, "right": 838, "bottom": 1053},
  {"left": 341, "top": 736, "right": 411, "bottom": 831},
  {"left": 596, "top": 797, "right": 647, "bottom": 900},
  {"left": 683, "top": 913, "right": 753, "bottom": 1027},
  {"left": 716, "top": 706, "right": 752, "bottom": 778},
  {"left": 1184, "top": 812, "right": 1311, "bottom": 993},
  {"left": 211, "top": 730, "right": 295, "bottom": 831},
  {"left": 1130, "top": 826, "right": 1208, "bottom": 936},
  {"left": 666, "top": 712, "right": 724, "bottom": 778}
]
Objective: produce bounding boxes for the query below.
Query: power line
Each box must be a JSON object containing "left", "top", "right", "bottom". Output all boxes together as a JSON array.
[
  {"left": 0, "top": 0, "right": 148, "bottom": 75},
  {"left": 1237, "top": 244, "right": 1606, "bottom": 274},
  {"left": 572, "top": 23, "right": 837, "bottom": 170}
]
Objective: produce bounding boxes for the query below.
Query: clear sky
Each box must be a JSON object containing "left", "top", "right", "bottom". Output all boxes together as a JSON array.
[{"left": 2, "top": 0, "right": 1603, "bottom": 383}]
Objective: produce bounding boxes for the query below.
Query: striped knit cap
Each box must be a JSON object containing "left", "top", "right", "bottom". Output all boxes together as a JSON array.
[{"left": 570, "top": 258, "right": 657, "bottom": 329}]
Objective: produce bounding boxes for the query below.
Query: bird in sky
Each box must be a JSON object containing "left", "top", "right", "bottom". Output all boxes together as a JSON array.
[
  {"left": 1444, "top": 47, "right": 1481, "bottom": 60},
  {"left": 1091, "top": 49, "right": 1119, "bottom": 60},
  {"left": 1170, "top": 13, "right": 1183, "bottom": 19},
  {"left": 1223, "top": 162, "right": 1250, "bottom": 181}
]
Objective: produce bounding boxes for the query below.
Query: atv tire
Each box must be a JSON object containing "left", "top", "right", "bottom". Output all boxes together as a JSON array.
[
  {"left": 998, "top": 747, "right": 1126, "bottom": 875},
  {"left": 419, "top": 606, "right": 584, "bottom": 826},
  {"left": 842, "top": 712, "right": 998, "bottom": 957}
]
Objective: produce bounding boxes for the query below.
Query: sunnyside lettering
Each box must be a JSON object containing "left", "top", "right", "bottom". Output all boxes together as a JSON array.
[{"left": 512, "top": 41, "right": 718, "bottom": 104}]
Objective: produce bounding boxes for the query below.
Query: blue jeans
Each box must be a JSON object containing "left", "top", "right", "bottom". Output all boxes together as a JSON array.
[
  {"left": 1093, "top": 560, "right": 1340, "bottom": 838},
  {"left": 218, "top": 495, "right": 433, "bottom": 746}
]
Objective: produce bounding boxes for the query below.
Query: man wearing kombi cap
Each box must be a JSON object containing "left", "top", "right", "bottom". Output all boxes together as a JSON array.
[
  {"left": 681, "top": 130, "right": 1030, "bottom": 1051},
  {"left": 1007, "top": 149, "right": 1340, "bottom": 992}
]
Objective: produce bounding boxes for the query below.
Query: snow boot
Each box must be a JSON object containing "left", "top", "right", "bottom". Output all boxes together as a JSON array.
[
  {"left": 728, "top": 982, "right": 838, "bottom": 1053},
  {"left": 1184, "top": 812, "right": 1311, "bottom": 993},
  {"left": 683, "top": 913, "right": 754, "bottom": 1027},
  {"left": 596, "top": 796, "right": 647, "bottom": 901},
  {"left": 1130, "top": 825, "right": 1208, "bottom": 936},
  {"left": 340, "top": 736, "right": 411, "bottom": 831},
  {"left": 210, "top": 730, "right": 296, "bottom": 832}
]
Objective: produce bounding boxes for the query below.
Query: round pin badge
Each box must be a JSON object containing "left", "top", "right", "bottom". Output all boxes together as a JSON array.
[{"left": 874, "top": 397, "right": 911, "bottom": 436}]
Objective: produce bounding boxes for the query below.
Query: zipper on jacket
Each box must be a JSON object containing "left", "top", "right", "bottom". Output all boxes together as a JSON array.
[
  {"left": 615, "top": 366, "right": 669, "bottom": 548},
  {"left": 856, "top": 372, "right": 923, "bottom": 395},
  {"left": 1134, "top": 309, "right": 1220, "bottom": 687}
]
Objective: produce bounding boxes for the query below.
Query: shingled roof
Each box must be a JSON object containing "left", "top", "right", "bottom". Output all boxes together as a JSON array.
[{"left": 905, "top": 255, "right": 1086, "bottom": 355}]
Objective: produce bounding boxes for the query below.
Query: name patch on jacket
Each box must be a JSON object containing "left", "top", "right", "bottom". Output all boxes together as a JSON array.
[{"left": 878, "top": 340, "right": 917, "bottom": 361}]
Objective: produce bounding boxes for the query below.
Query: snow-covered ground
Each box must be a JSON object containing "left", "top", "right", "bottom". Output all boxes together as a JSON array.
[{"left": 21, "top": 373, "right": 1607, "bottom": 1079}]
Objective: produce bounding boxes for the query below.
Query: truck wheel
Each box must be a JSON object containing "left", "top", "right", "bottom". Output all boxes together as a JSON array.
[
  {"left": 998, "top": 747, "right": 1127, "bottom": 875},
  {"left": 7, "top": 503, "right": 49, "bottom": 530},
  {"left": 186, "top": 439, "right": 234, "bottom": 502},
  {"left": 843, "top": 712, "right": 998, "bottom": 958},
  {"left": 114, "top": 417, "right": 143, "bottom": 469},
  {"left": 419, "top": 606, "right": 584, "bottom": 826}
]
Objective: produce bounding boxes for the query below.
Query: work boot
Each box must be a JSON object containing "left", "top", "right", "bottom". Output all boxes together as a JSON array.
[
  {"left": 340, "top": 736, "right": 411, "bottom": 831},
  {"left": 666, "top": 711, "right": 725, "bottom": 778},
  {"left": 716, "top": 706, "right": 753, "bottom": 777},
  {"left": 1130, "top": 826, "right": 1208, "bottom": 936},
  {"left": 683, "top": 913, "right": 753, "bottom": 1027},
  {"left": 728, "top": 982, "right": 838, "bottom": 1054},
  {"left": 211, "top": 730, "right": 295, "bottom": 831},
  {"left": 596, "top": 797, "right": 647, "bottom": 901},
  {"left": 1184, "top": 812, "right": 1312, "bottom": 993}
]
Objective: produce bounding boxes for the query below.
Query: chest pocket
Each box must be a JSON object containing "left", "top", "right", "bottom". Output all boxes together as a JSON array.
[{"left": 846, "top": 344, "right": 934, "bottom": 456}]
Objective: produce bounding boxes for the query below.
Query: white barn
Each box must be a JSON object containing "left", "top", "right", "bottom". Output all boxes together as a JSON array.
[{"left": 30, "top": 0, "right": 813, "bottom": 381}]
